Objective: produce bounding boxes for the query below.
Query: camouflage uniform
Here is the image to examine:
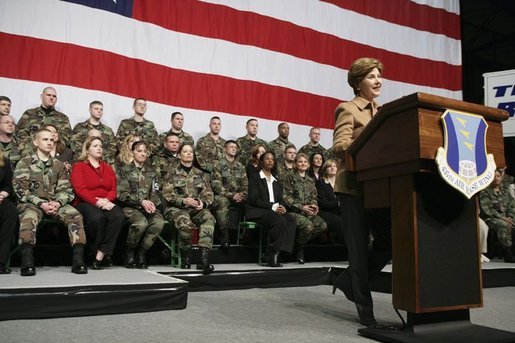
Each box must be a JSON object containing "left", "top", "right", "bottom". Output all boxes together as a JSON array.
[
  {"left": 16, "top": 106, "right": 72, "bottom": 153},
  {"left": 195, "top": 134, "right": 226, "bottom": 173},
  {"left": 13, "top": 154, "right": 86, "bottom": 246},
  {"left": 151, "top": 149, "right": 179, "bottom": 185},
  {"left": 71, "top": 120, "right": 117, "bottom": 165},
  {"left": 117, "top": 161, "right": 164, "bottom": 250},
  {"left": 276, "top": 161, "right": 294, "bottom": 186},
  {"left": 0, "top": 137, "right": 22, "bottom": 169},
  {"left": 480, "top": 187, "right": 515, "bottom": 247},
  {"left": 235, "top": 135, "right": 268, "bottom": 166},
  {"left": 116, "top": 118, "right": 160, "bottom": 155},
  {"left": 269, "top": 137, "right": 295, "bottom": 165},
  {"left": 159, "top": 130, "right": 194, "bottom": 147},
  {"left": 283, "top": 171, "right": 327, "bottom": 244},
  {"left": 298, "top": 143, "right": 328, "bottom": 160},
  {"left": 162, "top": 165, "right": 215, "bottom": 250},
  {"left": 211, "top": 156, "right": 248, "bottom": 234}
]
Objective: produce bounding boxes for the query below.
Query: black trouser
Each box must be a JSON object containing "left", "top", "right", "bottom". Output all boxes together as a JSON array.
[
  {"left": 247, "top": 209, "right": 296, "bottom": 254},
  {"left": 339, "top": 193, "right": 392, "bottom": 302},
  {"left": 339, "top": 193, "right": 373, "bottom": 309},
  {"left": 0, "top": 199, "right": 18, "bottom": 264},
  {"left": 74, "top": 202, "right": 126, "bottom": 256}
]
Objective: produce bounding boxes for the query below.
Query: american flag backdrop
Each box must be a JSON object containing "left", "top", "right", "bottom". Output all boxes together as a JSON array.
[{"left": 0, "top": 0, "right": 461, "bottom": 148}]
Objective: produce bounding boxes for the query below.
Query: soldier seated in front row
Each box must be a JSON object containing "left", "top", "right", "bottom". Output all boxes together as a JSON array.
[
  {"left": 162, "top": 144, "right": 216, "bottom": 274},
  {"left": 210, "top": 140, "right": 248, "bottom": 249},
  {"left": 13, "top": 128, "right": 88, "bottom": 276}
]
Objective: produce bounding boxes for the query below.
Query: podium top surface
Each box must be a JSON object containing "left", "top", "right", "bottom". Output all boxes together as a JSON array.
[{"left": 348, "top": 92, "right": 509, "bottom": 158}]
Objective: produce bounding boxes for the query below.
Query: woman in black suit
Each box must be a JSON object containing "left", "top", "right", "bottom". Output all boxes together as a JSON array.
[
  {"left": 316, "top": 159, "right": 344, "bottom": 243},
  {"left": 0, "top": 151, "right": 18, "bottom": 274},
  {"left": 246, "top": 152, "right": 296, "bottom": 267}
]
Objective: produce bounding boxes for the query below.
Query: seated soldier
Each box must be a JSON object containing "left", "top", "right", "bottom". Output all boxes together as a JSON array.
[
  {"left": 480, "top": 168, "right": 515, "bottom": 263},
  {"left": 45, "top": 124, "right": 75, "bottom": 176},
  {"left": 0, "top": 114, "right": 21, "bottom": 168},
  {"left": 276, "top": 144, "right": 296, "bottom": 184},
  {"left": 162, "top": 144, "right": 216, "bottom": 274},
  {"left": 283, "top": 153, "right": 327, "bottom": 264},
  {"left": 117, "top": 141, "right": 164, "bottom": 269},
  {"left": 13, "top": 128, "right": 87, "bottom": 276},
  {"left": 211, "top": 140, "right": 248, "bottom": 249},
  {"left": 152, "top": 132, "right": 180, "bottom": 184}
]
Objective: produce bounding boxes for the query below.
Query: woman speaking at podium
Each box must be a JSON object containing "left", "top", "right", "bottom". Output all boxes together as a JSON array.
[{"left": 332, "top": 57, "right": 392, "bottom": 328}]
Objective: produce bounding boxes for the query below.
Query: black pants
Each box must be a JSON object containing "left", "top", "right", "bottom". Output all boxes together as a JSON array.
[
  {"left": 74, "top": 202, "right": 126, "bottom": 256},
  {"left": 247, "top": 209, "right": 296, "bottom": 254},
  {"left": 339, "top": 194, "right": 392, "bottom": 305},
  {"left": 0, "top": 199, "right": 18, "bottom": 264}
]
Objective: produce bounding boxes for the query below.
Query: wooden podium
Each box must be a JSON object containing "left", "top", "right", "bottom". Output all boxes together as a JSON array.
[{"left": 345, "top": 93, "right": 515, "bottom": 342}]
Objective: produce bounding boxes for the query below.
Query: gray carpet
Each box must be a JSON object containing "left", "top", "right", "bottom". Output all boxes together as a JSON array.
[{"left": 1, "top": 286, "right": 514, "bottom": 343}]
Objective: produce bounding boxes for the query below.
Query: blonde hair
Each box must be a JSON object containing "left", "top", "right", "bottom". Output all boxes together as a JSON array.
[
  {"left": 117, "top": 134, "right": 140, "bottom": 165},
  {"left": 79, "top": 136, "right": 103, "bottom": 161},
  {"left": 320, "top": 159, "right": 337, "bottom": 179},
  {"left": 347, "top": 57, "right": 383, "bottom": 96}
]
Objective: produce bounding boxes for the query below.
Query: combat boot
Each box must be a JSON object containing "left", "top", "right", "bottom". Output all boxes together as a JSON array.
[
  {"left": 136, "top": 248, "right": 148, "bottom": 269},
  {"left": 296, "top": 245, "right": 306, "bottom": 264},
  {"left": 71, "top": 244, "right": 88, "bottom": 274},
  {"left": 196, "top": 247, "right": 214, "bottom": 274},
  {"left": 182, "top": 248, "right": 191, "bottom": 269},
  {"left": 220, "top": 229, "right": 230, "bottom": 251},
  {"left": 125, "top": 248, "right": 137, "bottom": 268},
  {"left": 20, "top": 244, "right": 36, "bottom": 277}
]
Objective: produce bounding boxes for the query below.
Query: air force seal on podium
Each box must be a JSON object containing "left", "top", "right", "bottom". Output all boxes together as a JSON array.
[{"left": 435, "top": 110, "right": 496, "bottom": 199}]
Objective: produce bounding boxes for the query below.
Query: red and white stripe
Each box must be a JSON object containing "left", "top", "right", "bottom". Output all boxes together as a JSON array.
[{"left": 0, "top": 0, "right": 461, "bottom": 148}]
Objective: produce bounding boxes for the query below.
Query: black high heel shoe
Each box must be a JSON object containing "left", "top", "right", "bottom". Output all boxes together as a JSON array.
[{"left": 331, "top": 270, "right": 355, "bottom": 302}]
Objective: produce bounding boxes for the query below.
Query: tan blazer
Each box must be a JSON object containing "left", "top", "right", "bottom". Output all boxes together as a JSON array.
[{"left": 332, "top": 96, "right": 379, "bottom": 195}]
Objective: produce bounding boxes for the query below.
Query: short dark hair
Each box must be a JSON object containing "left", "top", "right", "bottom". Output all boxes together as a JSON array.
[
  {"left": 165, "top": 132, "right": 180, "bottom": 140},
  {"left": 225, "top": 140, "right": 237, "bottom": 147},
  {"left": 133, "top": 97, "right": 146, "bottom": 106},
  {"left": 246, "top": 118, "right": 258, "bottom": 126},
  {"left": 0, "top": 96, "right": 11, "bottom": 104},
  {"left": 89, "top": 100, "right": 103, "bottom": 108},
  {"left": 171, "top": 112, "right": 183, "bottom": 120},
  {"left": 210, "top": 116, "right": 221, "bottom": 122},
  {"left": 277, "top": 122, "right": 287, "bottom": 129}
]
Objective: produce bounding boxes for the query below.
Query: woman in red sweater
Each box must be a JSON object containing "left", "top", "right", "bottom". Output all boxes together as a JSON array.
[{"left": 71, "top": 137, "right": 126, "bottom": 269}]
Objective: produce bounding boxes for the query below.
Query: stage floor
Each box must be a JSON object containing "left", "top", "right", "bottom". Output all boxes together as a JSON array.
[{"left": 1, "top": 260, "right": 514, "bottom": 321}]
